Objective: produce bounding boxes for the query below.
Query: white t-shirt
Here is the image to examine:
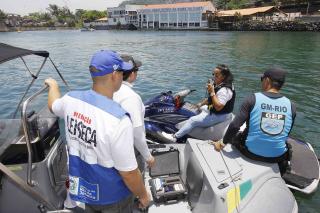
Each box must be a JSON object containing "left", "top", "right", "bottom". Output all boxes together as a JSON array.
[
  {"left": 114, "top": 82, "right": 145, "bottom": 128},
  {"left": 52, "top": 89, "right": 137, "bottom": 171},
  {"left": 113, "top": 82, "right": 151, "bottom": 161},
  {"left": 216, "top": 87, "right": 233, "bottom": 106}
]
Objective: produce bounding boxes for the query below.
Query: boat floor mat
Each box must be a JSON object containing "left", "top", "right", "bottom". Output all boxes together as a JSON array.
[
  {"left": 282, "top": 172, "right": 314, "bottom": 189},
  {"left": 287, "top": 138, "right": 319, "bottom": 179}
]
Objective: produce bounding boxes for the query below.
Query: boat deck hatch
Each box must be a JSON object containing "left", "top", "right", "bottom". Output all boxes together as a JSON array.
[{"left": 197, "top": 143, "right": 243, "bottom": 183}]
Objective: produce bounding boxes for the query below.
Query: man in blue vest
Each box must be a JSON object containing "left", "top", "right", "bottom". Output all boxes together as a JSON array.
[
  {"left": 214, "top": 67, "right": 296, "bottom": 166},
  {"left": 45, "top": 50, "right": 150, "bottom": 212}
]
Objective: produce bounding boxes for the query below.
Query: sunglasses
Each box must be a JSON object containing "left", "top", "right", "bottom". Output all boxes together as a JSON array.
[{"left": 212, "top": 72, "right": 221, "bottom": 78}]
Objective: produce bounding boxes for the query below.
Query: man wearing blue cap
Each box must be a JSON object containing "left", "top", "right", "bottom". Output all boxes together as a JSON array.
[
  {"left": 45, "top": 50, "right": 150, "bottom": 212},
  {"left": 214, "top": 68, "right": 296, "bottom": 170}
]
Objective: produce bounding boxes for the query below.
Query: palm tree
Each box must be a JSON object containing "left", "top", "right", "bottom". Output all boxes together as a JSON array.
[
  {"left": 47, "top": 4, "right": 60, "bottom": 19},
  {"left": 0, "top": 9, "right": 7, "bottom": 21}
]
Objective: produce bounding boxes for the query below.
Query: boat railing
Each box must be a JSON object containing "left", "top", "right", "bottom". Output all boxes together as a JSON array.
[
  {"left": 21, "top": 85, "right": 49, "bottom": 186},
  {"left": 12, "top": 56, "right": 70, "bottom": 119}
]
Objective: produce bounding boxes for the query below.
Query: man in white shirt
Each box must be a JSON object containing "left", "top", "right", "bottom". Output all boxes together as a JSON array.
[
  {"left": 45, "top": 50, "right": 150, "bottom": 212},
  {"left": 113, "top": 55, "right": 155, "bottom": 170}
]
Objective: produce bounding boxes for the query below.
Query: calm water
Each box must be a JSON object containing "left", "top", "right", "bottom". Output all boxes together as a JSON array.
[{"left": 0, "top": 30, "right": 319, "bottom": 212}]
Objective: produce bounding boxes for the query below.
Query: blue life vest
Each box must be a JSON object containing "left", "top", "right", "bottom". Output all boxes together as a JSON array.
[{"left": 246, "top": 92, "right": 293, "bottom": 157}]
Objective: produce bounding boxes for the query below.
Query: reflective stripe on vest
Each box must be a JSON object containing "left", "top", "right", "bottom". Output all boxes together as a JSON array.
[{"left": 246, "top": 92, "right": 293, "bottom": 157}]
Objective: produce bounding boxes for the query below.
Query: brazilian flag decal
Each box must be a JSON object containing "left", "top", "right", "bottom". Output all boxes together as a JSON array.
[{"left": 227, "top": 180, "right": 252, "bottom": 213}]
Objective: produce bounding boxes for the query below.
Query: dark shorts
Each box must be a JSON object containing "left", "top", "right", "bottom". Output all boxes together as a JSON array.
[{"left": 85, "top": 194, "right": 134, "bottom": 213}]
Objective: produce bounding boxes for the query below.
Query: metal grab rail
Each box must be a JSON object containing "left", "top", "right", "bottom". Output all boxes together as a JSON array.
[{"left": 21, "top": 85, "right": 49, "bottom": 186}]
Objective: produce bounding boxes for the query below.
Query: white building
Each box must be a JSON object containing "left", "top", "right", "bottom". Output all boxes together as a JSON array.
[
  {"left": 137, "top": 1, "right": 216, "bottom": 29},
  {"left": 107, "top": 5, "right": 144, "bottom": 27},
  {"left": 126, "top": 5, "right": 145, "bottom": 26}
]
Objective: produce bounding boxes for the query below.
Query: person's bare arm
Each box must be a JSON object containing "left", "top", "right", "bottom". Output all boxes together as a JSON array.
[
  {"left": 209, "top": 94, "right": 225, "bottom": 111},
  {"left": 45, "top": 78, "right": 61, "bottom": 112},
  {"left": 207, "top": 83, "right": 224, "bottom": 111},
  {"left": 119, "top": 169, "right": 150, "bottom": 207},
  {"left": 196, "top": 98, "right": 209, "bottom": 108}
]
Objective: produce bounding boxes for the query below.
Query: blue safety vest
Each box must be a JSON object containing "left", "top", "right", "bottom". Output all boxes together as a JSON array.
[
  {"left": 246, "top": 92, "right": 293, "bottom": 157},
  {"left": 68, "top": 156, "right": 131, "bottom": 205},
  {"left": 65, "top": 90, "right": 132, "bottom": 205}
]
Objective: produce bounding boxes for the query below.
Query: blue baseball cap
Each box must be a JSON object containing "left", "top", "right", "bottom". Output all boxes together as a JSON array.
[{"left": 89, "top": 50, "right": 133, "bottom": 77}]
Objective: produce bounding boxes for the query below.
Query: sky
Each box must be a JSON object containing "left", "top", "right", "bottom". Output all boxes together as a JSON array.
[{"left": 0, "top": 0, "right": 124, "bottom": 15}]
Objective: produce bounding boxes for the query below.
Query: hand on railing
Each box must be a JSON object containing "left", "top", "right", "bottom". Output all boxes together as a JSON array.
[{"left": 44, "top": 78, "right": 58, "bottom": 88}]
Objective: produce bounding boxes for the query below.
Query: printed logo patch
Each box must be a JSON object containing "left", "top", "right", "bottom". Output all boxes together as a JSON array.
[
  {"left": 113, "top": 64, "right": 120, "bottom": 71},
  {"left": 69, "top": 176, "right": 79, "bottom": 195},
  {"left": 69, "top": 175, "right": 99, "bottom": 201},
  {"left": 260, "top": 112, "right": 285, "bottom": 135}
]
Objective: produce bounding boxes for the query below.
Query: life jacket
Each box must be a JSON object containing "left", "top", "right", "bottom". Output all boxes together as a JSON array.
[
  {"left": 245, "top": 92, "right": 293, "bottom": 158},
  {"left": 208, "top": 83, "right": 236, "bottom": 114}
]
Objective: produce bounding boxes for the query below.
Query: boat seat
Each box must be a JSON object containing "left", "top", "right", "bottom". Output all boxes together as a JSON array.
[
  {"left": 286, "top": 138, "right": 319, "bottom": 180},
  {"left": 282, "top": 138, "right": 319, "bottom": 189},
  {"left": 0, "top": 107, "right": 60, "bottom": 165},
  {"left": 180, "top": 102, "right": 200, "bottom": 115},
  {"left": 282, "top": 173, "right": 314, "bottom": 189},
  {"left": 176, "top": 113, "right": 234, "bottom": 141}
]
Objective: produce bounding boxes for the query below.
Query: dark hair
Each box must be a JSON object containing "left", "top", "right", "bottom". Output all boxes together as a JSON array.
[
  {"left": 122, "top": 57, "right": 140, "bottom": 81},
  {"left": 216, "top": 64, "right": 233, "bottom": 85},
  {"left": 123, "top": 71, "right": 133, "bottom": 81},
  {"left": 123, "top": 67, "right": 138, "bottom": 81},
  {"left": 270, "top": 80, "right": 283, "bottom": 90}
]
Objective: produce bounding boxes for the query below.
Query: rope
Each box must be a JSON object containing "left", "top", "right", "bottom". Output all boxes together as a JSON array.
[{"left": 220, "top": 151, "right": 240, "bottom": 213}]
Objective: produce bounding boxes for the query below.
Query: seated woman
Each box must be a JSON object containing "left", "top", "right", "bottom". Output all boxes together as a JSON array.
[{"left": 162, "top": 64, "right": 236, "bottom": 142}]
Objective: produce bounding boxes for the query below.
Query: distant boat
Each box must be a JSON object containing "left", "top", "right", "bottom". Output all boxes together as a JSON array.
[
  {"left": 17, "top": 30, "right": 22, "bottom": 33},
  {"left": 80, "top": 27, "right": 95, "bottom": 32}
]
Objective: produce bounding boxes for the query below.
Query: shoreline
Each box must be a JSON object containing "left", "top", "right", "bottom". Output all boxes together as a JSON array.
[
  {"left": 220, "top": 20, "right": 320, "bottom": 32},
  {"left": 1, "top": 21, "right": 320, "bottom": 32},
  {"left": 0, "top": 26, "right": 77, "bottom": 32}
]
